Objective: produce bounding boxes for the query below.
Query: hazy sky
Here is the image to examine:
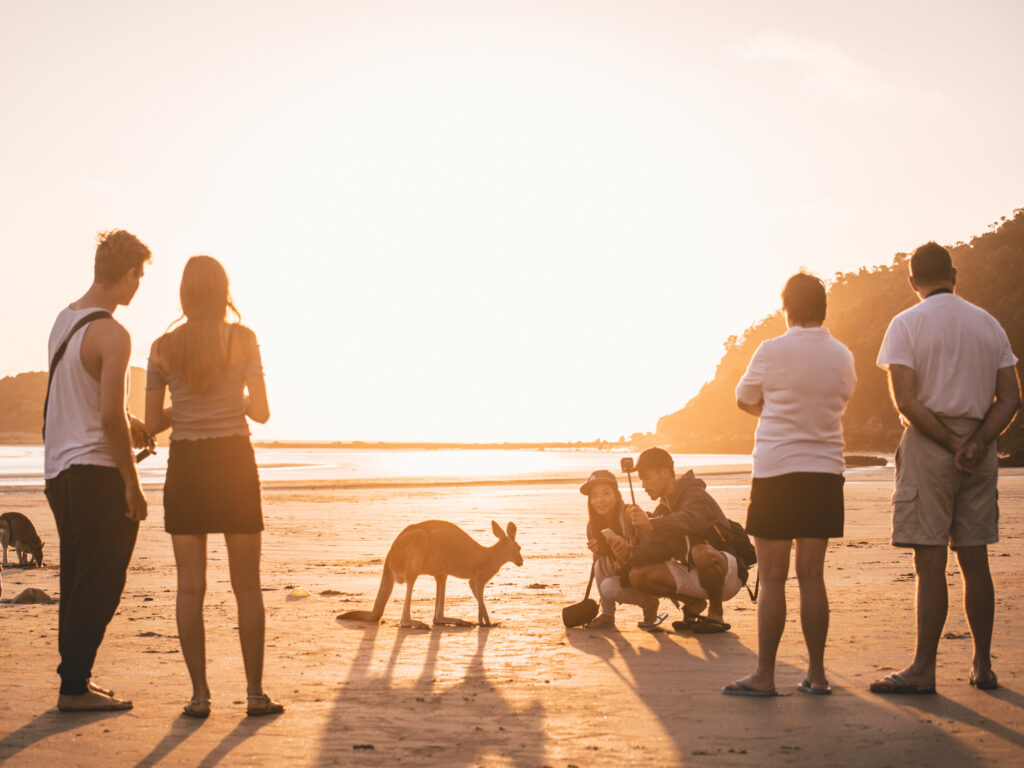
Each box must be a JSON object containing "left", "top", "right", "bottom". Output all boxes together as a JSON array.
[{"left": 2, "top": 1, "right": 1022, "bottom": 442}]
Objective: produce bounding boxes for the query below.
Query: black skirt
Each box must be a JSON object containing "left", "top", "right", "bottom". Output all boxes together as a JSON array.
[
  {"left": 746, "top": 472, "right": 844, "bottom": 540},
  {"left": 164, "top": 435, "right": 264, "bottom": 535}
]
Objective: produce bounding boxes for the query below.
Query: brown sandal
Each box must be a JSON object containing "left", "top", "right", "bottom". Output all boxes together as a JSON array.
[
  {"left": 87, "top": 680, "right": 115, "bottom": 697},
  {"left": 246, "top": 693, "right": 284, "bottom": 716},
  {"left": 182, "top": 698, "right": 210, "bottom": 718}
]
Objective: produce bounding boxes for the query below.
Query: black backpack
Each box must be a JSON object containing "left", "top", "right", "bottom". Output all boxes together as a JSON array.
[{"left": 704, "top": 518, "right": 757, "bottom": 580}]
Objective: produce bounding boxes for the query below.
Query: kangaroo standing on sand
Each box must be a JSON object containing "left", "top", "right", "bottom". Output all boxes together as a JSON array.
[
  {"left": 338, "top": 520, "right": 523, "bottom": 629},
  {"left": 0, "top": 512, "right": 45, "bottom": 567}
]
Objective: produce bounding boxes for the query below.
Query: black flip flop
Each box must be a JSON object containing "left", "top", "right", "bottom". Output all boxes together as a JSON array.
[
  {"left": 869, "top": 673, "right": 936, "bottom": 695},
  {"left": 671, "top": 607, "right": 704, "bottom": 633},
  {"left": 689, "top": 616, "right": 731, "bottom": 634},
  {"left": 969, "top": 671, "right": 998, "bottom": 690}
]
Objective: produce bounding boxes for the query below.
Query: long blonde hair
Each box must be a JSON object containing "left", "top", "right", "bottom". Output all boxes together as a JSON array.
[{"left": 158, "top": 255, "right": 241, "bottom": 394}]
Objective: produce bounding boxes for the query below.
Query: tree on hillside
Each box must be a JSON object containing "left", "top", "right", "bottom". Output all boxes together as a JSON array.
[
  {"left": 0, "top": 368, "right": 150, "bottom": 441},
  {"left": 657, "top": 208, "right": 1024, "bottom": 462}
]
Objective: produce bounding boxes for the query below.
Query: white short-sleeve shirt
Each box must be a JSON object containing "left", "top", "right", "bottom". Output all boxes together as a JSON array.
[
  {"left": 736, "top": 326, "right": 856, "bottom": 478},
  {"left": 876, "top": 293, "right": 1017, "bottom": 420}
]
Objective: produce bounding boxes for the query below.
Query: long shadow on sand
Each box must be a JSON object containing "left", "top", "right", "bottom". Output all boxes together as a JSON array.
[
  {"left": 0, "top": 708, "right": 127, "bottom": 763},
  {"left": 318, "top": 622, "right": 545, "bottom": 765},
  {"left": 132, "top": 716, "right": 207, "bottom": 768},
  {"left": 883, "top": 684, "right": 1024, "bottom": 751},
  {"left": 567, "top": 624, "right": 997, "bottom": 765},
  {"left": 194, "top": 715, "right": 279, "bottom": 768},
  {"left": 128, "top": 703, "right": 278, "bottom": 768}
]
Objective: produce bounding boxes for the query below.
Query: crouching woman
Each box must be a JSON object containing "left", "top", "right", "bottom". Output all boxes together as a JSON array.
[{"left": 580, "top": 470, "right": 660, "bottom": 628}]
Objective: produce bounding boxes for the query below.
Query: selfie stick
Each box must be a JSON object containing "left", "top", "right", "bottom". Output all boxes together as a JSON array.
[
  {"left": 620, "top": 456, "right": 637, "bottom": 505},
  {"left": 619, "top": 456, "right": 639, "bottom": 544}
]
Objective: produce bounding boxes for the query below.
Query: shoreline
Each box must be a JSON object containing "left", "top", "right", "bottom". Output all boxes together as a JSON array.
[
  {"left": 0, "top": 469, "right": 753, "bottom": 495},
  {"left": 2, "top": 464, "right": 923, "bottom": 495},
  {"left": 12, "top": 464, "right": 1024, "bottom": 496}
]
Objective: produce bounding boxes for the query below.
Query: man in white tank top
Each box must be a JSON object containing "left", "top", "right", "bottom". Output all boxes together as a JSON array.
[
  {"left": 43, "top": 230, "right": 152, "bottom": 712},
  {"left": 871, "top": 241, "right": 1021, "bottom": 695}
]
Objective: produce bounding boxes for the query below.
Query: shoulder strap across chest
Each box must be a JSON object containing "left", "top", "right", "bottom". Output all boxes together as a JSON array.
[{"left": 42, "top": 310, "right": 112, "bottom": 439}]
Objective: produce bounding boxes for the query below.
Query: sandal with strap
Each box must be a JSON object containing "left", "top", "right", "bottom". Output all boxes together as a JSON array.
[
  {"left": 182, "top": 698, "right": 211, "bottom": 719},
  {"left": 969, "top": 671, "right": 998, "bottom": 690},
  {"left": 637, "top": 612, "right": 669, "bottom": 631},
  {"left": 87, "top": 679, "right": 115, "bottom": 698},
  {"left": 246, "top": 693, "right": 284, "bottom": 717}
]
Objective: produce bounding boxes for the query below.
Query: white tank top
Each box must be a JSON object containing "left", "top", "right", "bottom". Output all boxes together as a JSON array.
[{"left": 43, "top": 306, "right": 118, "bottom": 479}]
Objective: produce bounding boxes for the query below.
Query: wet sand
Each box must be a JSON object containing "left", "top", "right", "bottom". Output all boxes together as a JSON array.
[{"left": 1, "top": 468, "right": 1023, "bottom": 766}]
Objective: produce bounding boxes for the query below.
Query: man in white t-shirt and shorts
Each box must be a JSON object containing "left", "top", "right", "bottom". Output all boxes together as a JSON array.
[{"left": 871, "top": 241, "right": 1020, "bottom": 695}]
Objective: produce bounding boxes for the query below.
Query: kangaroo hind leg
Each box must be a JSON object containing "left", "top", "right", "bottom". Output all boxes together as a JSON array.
[
  {"left": 399, "top": 577, "right": 428, "bottom": 630},
  {"left": 433, "top": 575, "right": 473, "bottom": 627}
]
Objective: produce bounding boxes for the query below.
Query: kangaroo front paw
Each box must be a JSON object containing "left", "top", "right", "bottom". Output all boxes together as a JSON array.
[
  {"left": 401, "top": 619, "right": 431, "bottom": 630},
  {"left": 434, "top": 618, "right": 475, "bottom": 627}
]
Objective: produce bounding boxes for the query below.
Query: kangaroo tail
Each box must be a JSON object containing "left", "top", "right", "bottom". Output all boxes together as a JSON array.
[{"left": 337, "top": 555, "right": 395, "bottom": 622}]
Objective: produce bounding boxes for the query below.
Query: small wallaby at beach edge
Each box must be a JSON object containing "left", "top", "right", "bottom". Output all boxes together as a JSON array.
[
  {"left": 338, "top": 520, "right": 523, "bottom": 629},
  {"left": 0, "top": 512, "right": 44, "bottom": 568}
]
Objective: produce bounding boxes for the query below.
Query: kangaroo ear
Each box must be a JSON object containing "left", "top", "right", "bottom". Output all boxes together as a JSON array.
[
  {"left": 506, "top": 522, "right": 517, "bottom": 540},
  {"left": 491, "top": 520, "right": 504, "bottom": 539}
]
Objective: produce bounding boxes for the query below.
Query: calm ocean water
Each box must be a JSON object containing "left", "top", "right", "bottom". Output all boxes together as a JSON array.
[{"left": 0, "top": 445, "right": 751, "bottom": 489}]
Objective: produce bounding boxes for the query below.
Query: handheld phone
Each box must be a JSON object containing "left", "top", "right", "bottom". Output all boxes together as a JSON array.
[{"left": 135, "top": 437, "right": 156, "bottom": 463}]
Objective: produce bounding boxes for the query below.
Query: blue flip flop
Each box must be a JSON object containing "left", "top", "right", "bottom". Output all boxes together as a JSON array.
[
  {"left": 722, "top": 680, "right": 778, "bottom": 697},
  {"left": 797, "top": 678, "right": 832, "bottom": 695}
]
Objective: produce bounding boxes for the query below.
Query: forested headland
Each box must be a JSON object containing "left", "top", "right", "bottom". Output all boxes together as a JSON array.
[
  {"left": 657, "top": 208, "right": 1024, "bottom": 463},
  {"left": 3, "top": 210, "right": 1023, "bottom": 458}
]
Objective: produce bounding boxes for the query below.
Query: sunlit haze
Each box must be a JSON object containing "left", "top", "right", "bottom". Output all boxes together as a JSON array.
[{"left": 3, "top": 1, "right": 1022, "bottom": 441}]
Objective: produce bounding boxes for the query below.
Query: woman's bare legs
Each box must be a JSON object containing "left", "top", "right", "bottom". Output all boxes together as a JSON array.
[
  {"left": 795, "top": 538, "right": 830, "bottom": 689},
  {"left": 172, "top": 534, "right": 210, "bottom": 710},
  {"left": 224, "top": 533, "right": 266, "bottom": 696},
  {"left": 727, "top": 538, "right": 792, "bottom": 693}
]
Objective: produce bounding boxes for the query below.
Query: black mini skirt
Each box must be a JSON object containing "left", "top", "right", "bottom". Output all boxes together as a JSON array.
[
  {"left": 746, "top": 472, "right": 844, "bottom": 540},
  {"left": 164, "top": 435, "right": 264, "bottom": 535}
]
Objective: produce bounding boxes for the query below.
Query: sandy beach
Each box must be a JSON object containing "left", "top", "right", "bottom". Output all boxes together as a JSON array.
[{"left": 2, "top": 467, "right": 1023, "bottom": 767}]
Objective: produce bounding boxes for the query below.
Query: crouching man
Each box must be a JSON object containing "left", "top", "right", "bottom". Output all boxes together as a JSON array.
[{"left": 604, "top": 448, "right": 750, "bottom": 633}]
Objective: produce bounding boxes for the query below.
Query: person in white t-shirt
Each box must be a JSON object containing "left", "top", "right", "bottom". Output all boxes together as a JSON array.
[
  {"left": 871, "top": 241, "right": 1020, "bottom": 695},
  {"left": 723, "top": 273, "right": 855, "bottom": 697}
]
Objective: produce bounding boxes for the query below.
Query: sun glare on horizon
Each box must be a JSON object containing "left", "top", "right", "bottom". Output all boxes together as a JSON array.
[{"left": 2, "top": 2, "right": 1022, "bottom": 442}]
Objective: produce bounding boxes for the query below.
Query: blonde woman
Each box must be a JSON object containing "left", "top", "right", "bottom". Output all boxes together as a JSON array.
[{"left": 145, "top": 256, "right": 281, "bottom": 718}]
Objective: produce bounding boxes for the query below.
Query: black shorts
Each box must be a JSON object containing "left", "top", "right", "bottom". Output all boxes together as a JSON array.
[
  {"left": 164, "top": 435, "right": 263, "bottom": 535},
  {"left": 746, "top": 472, "right": 844, "bottom": 540}
]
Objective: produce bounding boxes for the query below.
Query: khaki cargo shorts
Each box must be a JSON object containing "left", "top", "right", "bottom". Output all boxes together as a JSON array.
[
  {"left": 891, "top": 419, "right": 999, "bottom": 549},
  {"left": 665, "top": 552, "right": 744, "bottom": 600}
]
